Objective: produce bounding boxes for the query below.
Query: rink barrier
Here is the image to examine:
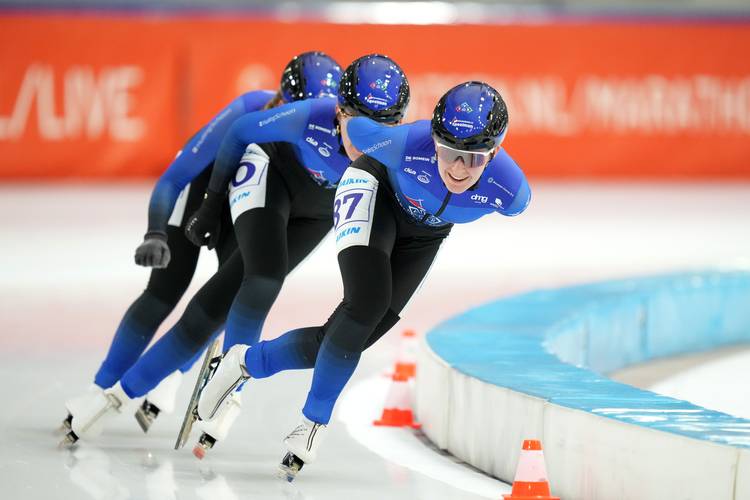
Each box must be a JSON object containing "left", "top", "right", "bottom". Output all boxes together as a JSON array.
[{"left": 417, "top": 271, "right": 750, "bottom": 500}]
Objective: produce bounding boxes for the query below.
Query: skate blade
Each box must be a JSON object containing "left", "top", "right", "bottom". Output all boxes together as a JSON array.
[
  {"left": 55, "top": 414, "right": 73, "bottom": 436},
  {"left": 277, "top": 465, "right": 298, "bottom": 483},
  {"left": 134, "top": 408, "right": 154, "bottom": 434},
  {"left": 58, "top": 431, "right": 79, "bottom": 450},
  {"left": 192, "top": 444, "right": 207, "bottom": 460},
  {"left": 192, "top": 432, "right": 216, "bottom": 460},
  {"left": 175, "top": 337, "right": 222, "bottom": 450},
  {"left": 278, "top": 453, "right": 304, "bottom": 482}
]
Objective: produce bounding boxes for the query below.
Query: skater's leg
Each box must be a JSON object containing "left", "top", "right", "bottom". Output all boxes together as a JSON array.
[
  {"left": 361, "top": 234, "right": 447, "bottom": 349},
  {"left": 119, "top": 250, "right": 243, "bottom": 398},
  {"left": 220, "top": 209, "right": 288, "bottom": 350},
  {"left": 221, "top": 162, "right": 293, "bottom": 351},
  {"left": 220, "top": 176, "right": 333, "bottom": 351},
  {"left": 302, "top": 246, "right": 392, "bottom": 424},
  {"left": 94, "top": 223, "right": 200, "bottom": 388}
]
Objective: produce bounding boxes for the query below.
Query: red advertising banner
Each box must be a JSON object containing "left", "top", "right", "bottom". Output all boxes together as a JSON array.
[{"left": 1, "top": 14, "right": 749, "bottom": 179}]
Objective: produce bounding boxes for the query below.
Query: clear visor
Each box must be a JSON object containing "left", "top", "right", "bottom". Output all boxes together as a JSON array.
[{"left": 435, "top": 142, "right": 493, "bottom": 168}]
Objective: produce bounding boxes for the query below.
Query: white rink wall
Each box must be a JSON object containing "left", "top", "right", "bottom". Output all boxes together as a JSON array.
[{"left": 416, "top": 273, "right": 750, "bottom": 500}]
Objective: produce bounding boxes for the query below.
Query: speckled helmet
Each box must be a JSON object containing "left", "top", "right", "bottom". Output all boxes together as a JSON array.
[
  {"left": 338, "top": 54, "right": 409, "bottom": 123},
  {"left": 280, "top": 51, "right": 342, "bottom": 102},
  {"left": 431, "top": 81, "right": 508, "bottom": 152}
]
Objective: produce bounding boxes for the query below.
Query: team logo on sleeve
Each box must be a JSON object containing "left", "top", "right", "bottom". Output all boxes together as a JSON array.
[{"left": 404, "top": 195, "right": 424, "bottom": 209}]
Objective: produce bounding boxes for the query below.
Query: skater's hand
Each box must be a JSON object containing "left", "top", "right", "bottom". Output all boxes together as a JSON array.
[
  {"left": 134, "top": 231, "right": 171, "bottom": 268},
  {"left": 184, "top": 189, "right": 224, "bottom": 250}
]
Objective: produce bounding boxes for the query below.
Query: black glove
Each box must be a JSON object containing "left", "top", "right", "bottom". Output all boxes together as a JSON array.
[
  {"left": 184, "top": 189, "right": 224, "bottom": 249},
  {"left": 134, "top": 231, "right": 171, "bottom": 268}
]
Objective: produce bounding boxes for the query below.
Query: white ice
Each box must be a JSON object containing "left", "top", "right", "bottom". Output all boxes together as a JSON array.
[{"left": 0, "top": 181, "right": 748, "bottom": 499}]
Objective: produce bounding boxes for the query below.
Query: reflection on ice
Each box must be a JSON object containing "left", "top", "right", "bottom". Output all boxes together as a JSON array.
[
  {"left": 196, "top": 468, "right": 241, "bottom": 500},
  {"left": 64, "top": 447, "right": 130, "bottom": 500}
]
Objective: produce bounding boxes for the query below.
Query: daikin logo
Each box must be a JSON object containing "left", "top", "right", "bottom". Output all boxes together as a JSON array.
[
  {"left": 230, "top": 191, "right": 251, "bottom": 207},
  {"left": 336, "top": 226, "right": 361, "bottom": 242},
  {"left": 339, "top": 177, "right": 369, "bottom": 187}
]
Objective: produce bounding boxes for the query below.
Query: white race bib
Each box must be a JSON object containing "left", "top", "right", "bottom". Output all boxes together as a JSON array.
[
  {"left": 333, "top": 168, "right": 378, "bottom": 253},
  {"left": 228, "top": 144, "right": 270, "bottom": 223}
]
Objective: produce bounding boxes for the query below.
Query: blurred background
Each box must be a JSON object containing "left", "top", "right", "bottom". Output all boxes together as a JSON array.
[{"left": 2, "top": 0, "right": 750, "bottom": 180}]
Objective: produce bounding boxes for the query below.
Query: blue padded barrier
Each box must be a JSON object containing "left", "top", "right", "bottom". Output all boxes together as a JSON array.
[{"left": 425, "top": 271, "right": 750, "bottom": 449}]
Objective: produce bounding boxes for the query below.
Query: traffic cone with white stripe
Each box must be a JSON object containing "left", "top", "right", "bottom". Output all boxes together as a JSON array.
[
  {"left": 373, "top": 372, "right": 421, "bottom": 429},
  {"left": 503, "top": 440, "right": 559, "bottom": 500},
  {"left": 393, "top": 329, "right": 418, "bottom": 380}
]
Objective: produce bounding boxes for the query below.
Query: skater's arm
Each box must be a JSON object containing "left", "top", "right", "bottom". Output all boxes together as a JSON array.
[
  {"left": 345, "top": 117, "right": 409, "bottom": 169},
  {"left": 206, "top": 101, "right": 312, "bottom": 195},
  {"left": 146, "top": 94, "right": 263, "bottom": 234},
  {"left": 486, "top": 149, "right": 531, "bottom": 217}
]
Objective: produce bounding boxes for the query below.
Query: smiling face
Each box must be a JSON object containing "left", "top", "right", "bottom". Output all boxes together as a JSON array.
[
  {"left": 434, "top": 141, "right": 496, "bottom": 194},
  {"left": 337, "top": 107, "right": 362, "bottom": 161}
]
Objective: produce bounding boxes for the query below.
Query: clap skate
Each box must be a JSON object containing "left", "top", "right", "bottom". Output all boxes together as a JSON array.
[
  {"left": 58, "top": 413, "right": 74, "bottom": 435},
  {"left": 135, "top": 370, "right": 183, "bottom": 433},
  {"left": 58, "top": 385, "right": 103, "bottom": 435},
  {"left": 174, "top": 338, "right": 222, "bottom": 450},
  {"left": 277, "top": 415, "right": 327, "bottom": 482},
  {"left": 60, "top": 383, "right": 134, "bottom": 448},
  {"left": 196, "top": 344, "right": 251, "bottom": 422},
  {"left": 192, "top": 391, "right": 243, "bottom": 460}
]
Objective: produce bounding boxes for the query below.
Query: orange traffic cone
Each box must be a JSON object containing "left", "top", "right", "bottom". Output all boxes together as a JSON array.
[
  {"left": 373, "top": 372, "right": 421, "bottom": 429},
  {"left": 503, "top": 440, "right": 559, "bottom": 500},
  {"left": 393, "top": 329, "right": 418, "bottom": 379}
]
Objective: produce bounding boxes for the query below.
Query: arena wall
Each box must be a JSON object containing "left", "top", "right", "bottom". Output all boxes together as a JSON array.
[{"left": 1, "top": 14, "right": 750, "bottom": 179}]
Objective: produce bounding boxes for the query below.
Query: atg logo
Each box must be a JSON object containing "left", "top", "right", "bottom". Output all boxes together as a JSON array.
[
  {"left": 321, "top": 74, "right": 339, "bottom": 90},
  {"left": 369, "top": 79, "right": 389, "bottom": 91},
  {"left": 471, "top": 193, "right": 488, "bottom": 204},
  {"left": 456, "top": 102, "right": 473, "bottom": 113}
]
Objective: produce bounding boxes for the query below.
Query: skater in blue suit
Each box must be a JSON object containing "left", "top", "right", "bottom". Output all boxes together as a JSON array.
[
  {"left": 197, "top": 81, "right": 531, "bottom": 480},
  {"left": 61, "top": 55, "right": 412, "bottom": 454},
  {"left": 61, "top": 51, "right": 343, "bottom": 438}
]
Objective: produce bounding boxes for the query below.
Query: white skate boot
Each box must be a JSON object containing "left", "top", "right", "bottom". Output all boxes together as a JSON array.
[
  {"left": 192, "top": 391, "right": 242, "bottom": 460},
  {"left": 278, "top": 415, "right": 327, "bottom": 482},
  {"left": 60, "top": 385, "right": 104, "bottom": 434},
  {"left": 197, "top": 344, "right": 250, "bottom": 422},
  {"left": 135, "top": 370, "right": 183, "bottom": 433},
  {"left": 61, "top": 382, "right": 135, "bottom": 447}
]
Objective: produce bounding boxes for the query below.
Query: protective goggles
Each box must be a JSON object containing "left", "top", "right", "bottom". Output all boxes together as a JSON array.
[{"left": 435, "top": 142, "right": 494, "bottom": 168}]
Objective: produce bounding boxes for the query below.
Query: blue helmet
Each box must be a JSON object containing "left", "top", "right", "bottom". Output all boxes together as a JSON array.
[
  {"left": 338, "top": 54, "right": 410, "bottom": 124},
  {"left": 431, "top": 81, "right": 509, "bottom": 152},
  {"left": 280, "top": 51, "right": 342, "bottom": 102}
]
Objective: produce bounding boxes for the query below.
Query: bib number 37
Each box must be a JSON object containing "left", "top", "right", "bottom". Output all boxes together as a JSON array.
[
  {"left": 334, "top": 192, "right": 364, "bottom": 229},
  {"left": 333, "top": 170, "right": 378, "bottom": 252}
]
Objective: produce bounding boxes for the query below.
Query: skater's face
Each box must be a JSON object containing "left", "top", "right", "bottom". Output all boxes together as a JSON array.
[
  {"left": 337, "top": 107, "right": 362, "bottom": 161},
  {"left": 435, "top": 141, "right": 495, "bottom": 194}
]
